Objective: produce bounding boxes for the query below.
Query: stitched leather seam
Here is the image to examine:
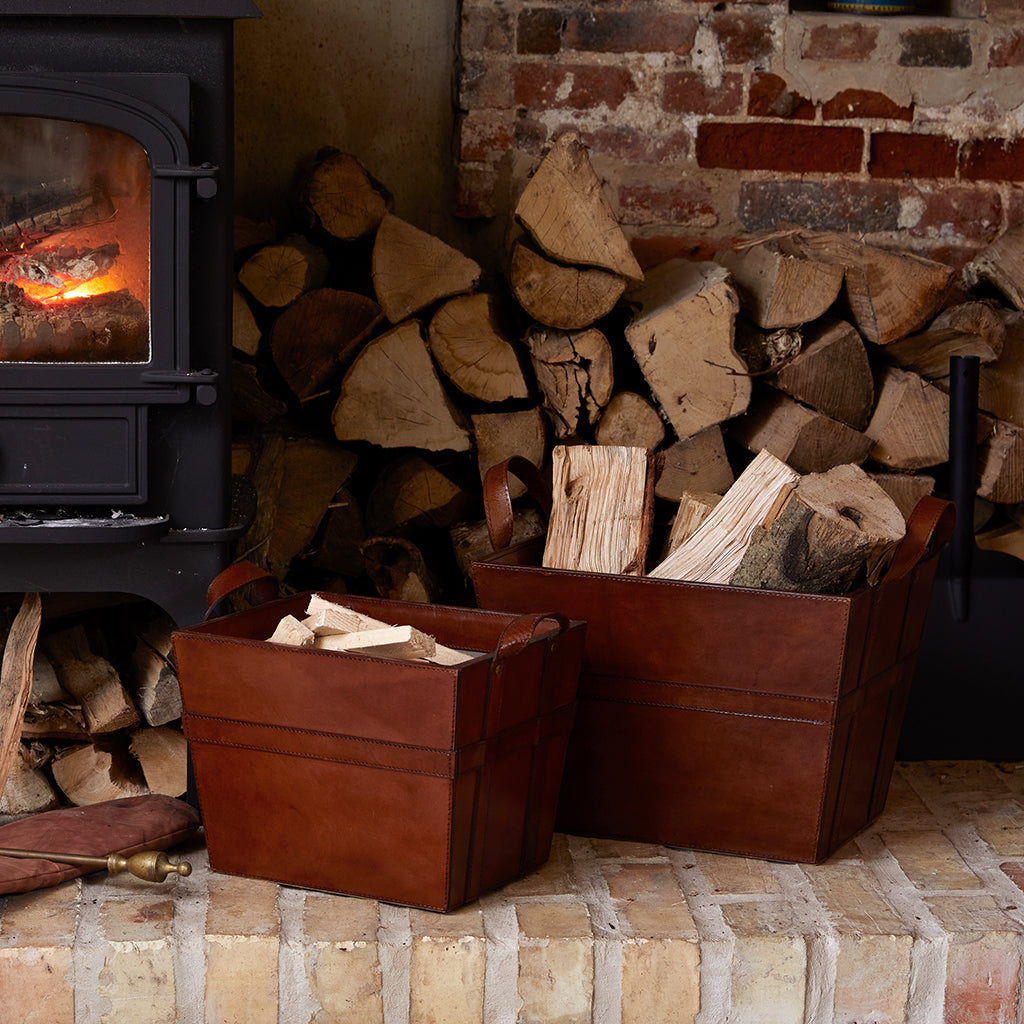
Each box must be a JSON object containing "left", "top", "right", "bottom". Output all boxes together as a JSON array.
[
  {"left": 587, "top": 694, "right": 828, "bottom": 725},
  {"left": 190, "top": 736, "right": 455, "bottom": 777},
  {"left": 186, "top": 712, "right": 452, "bottom": 754},
  {"left": 584, "top": 674, "right": 837, "bottom": 707}
]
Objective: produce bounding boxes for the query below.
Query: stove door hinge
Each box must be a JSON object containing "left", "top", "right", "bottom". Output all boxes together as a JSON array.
[
  {"left": 140, "top": 368, "right": 218, "bottom": 405},
  {"left": 152, "top": 162, "right": 219, "bottom": 199}
]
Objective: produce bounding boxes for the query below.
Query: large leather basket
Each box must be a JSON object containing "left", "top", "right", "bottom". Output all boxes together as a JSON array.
[
  {"left": 172, "top": 567, "right": 585, "bottom": 910},
  {"left": 471, "top": 457, "right": 956, "bottom": 864}
]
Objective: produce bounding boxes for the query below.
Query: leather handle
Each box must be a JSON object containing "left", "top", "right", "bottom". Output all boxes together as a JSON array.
[
  {"left": 204, "top": 561, "right": 280, "bottom": 620},
  {"left": 882, "top": 496, "right": 956, "bottom": 584},
  {"left": 492, "top": 612, "right": 569, "bottom": 666},
  {"left": 483, "top": 457, "right": 551, "bottom": 552}
]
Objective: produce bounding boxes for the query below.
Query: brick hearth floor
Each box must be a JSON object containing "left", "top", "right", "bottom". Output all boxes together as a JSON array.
[{"left": 3, "top": 760, "right": 1024, "bottom": 1023}]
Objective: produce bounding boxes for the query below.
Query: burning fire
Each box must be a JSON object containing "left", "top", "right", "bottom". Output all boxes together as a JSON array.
[{"left": 15, "top": 273, "right": 122, "bottom": 305}]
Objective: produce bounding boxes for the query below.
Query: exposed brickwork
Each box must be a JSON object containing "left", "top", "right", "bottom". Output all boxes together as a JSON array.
[
  {"left": 703, "top": 6, "right": 776, "bottom": 65},
  {"left": 563, "top": 10, "right": 697, "bottom": 56},
  {"left": 961, "top": 137, "right": 1024, "bottom": 182},
  {"left": 870, "top": 131, "right": 959, "bottom": 179},
  {"left": 748, "top": 72, "right": 815, "bottom": 119},
  {"left": 989, "top": 27, "right": 1024, "bottom": 66},
  {"left": 512, "top": 62, "right": 636, "bottom": 111},
  {"left": 739, "top": 179, "right": 901, "bottom": 233},
  {"left": 697, "top": 123, "right": 863, "bottom": 174},
  {"left": 663, "top": 70, "right": 744, "bottom": 117},
  {"left": 899, "top": 26, "right": 974, "bottom": 68},
  {"left": 822, "top": 88, "right": 914, "bottom": 122},
  {"left": 801, "top": 21, "right": 879, "bottom": 61}
]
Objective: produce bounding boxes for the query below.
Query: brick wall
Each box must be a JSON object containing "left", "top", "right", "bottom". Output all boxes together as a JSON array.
[{"left": 455, "top": 1, "right": 1024, "bottom": 271}]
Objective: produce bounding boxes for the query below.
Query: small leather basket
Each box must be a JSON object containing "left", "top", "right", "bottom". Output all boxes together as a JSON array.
[
  {"left": 172, "top": 566, "right": 585, "bottom": 910},
  {"left": 472, "top": 458, "right": 955, "bottom": 864}
]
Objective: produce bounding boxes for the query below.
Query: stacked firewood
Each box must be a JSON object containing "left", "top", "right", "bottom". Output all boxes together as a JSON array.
[
  {"left": 229, "top": 132, "right": 1023, "bottom": 602},
  {"left": 0, "top": 593, "right": 186, "bottom": 815}
]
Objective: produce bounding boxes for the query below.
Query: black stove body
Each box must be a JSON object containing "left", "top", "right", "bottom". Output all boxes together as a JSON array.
[{"left": 0, "top": 2, "right": 259, "bottom": 626}]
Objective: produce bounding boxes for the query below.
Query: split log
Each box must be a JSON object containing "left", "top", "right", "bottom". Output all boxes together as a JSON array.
[
  {"left": 543, "top": 445, "right": 655, "bottom": 576},
  {"left": 663, "top": 491, "right": 722, "bottom": 558},
  {"left": 977, "top": 420, "right": 1024, "bottom": 504},
  {"left": 269, "top": 288, "right": 384, "bottom": 402},
  {"left": 366, "top": 455, "right": 475, "bottom": 534},
  {"left": 649, "top": 449, "right": 800, "bottom": 584},
  {"left": 314, "top": 624, "right": 435, "bottom": 660},
  {"left": 624, "top": 260, "right": 751, "bottom": 438},
  {"left": 311, "top": 487, "right": 367, "bottom": 580},
  {"left": 297, "top": 148, "right": 390, "bottom": 242},
  {"left": 371, "top": 213, "right": 481, "bottom": 323},
  {"left": 654, "top": 427, "right": 735, "bottom": 502},
  {"left": 360, "top": 536, "right": 440, "bottom": 603},
  {"left": 718, "top": 239, "right": 844, "bottom": 329},
  {"left": 128, "top": 615, "right": 182, "bottom": 728},
  {"left": 332, "top": 320, "right": 473, "bottom": 452},
  {"left": 0, "top": 593, "right": 42, "bottom": 796},
  {"left": 472, "top": 408, "right": 547, "bottom": 499},
  {"left": 508, "top": 236, "right": 626, "bottom": 329},
  {"left": 30, "top": 648, "right": 66, "bottom": 704},
  {"left": 128, "top": 726, "right": 188, "bottom": 798},
  {"left": 786, "top": 231, "right": 954, "bottom": 345},
  {"left": 883, "top": 301, "right": 1005, "bottom": 381},
  {"left": 236, "top": 426, "right": 358, "bottom": 577},
  {"left": 525, "top": 325, "right": 614, "bottom": 438},
  {"left": 237, "top": 234, "right": 330, "bottom": 308},
  {"left": 734, "top": 320, "right": 802, "bottom": 374},
  {"left": 42, "top": 625, "right": 139, "bottom": 735},
  {"left": 0, "top": 748, "right": 60, "bottom": 815},
  {"left": 268, "top": 615, "right": 316, "bottom": 647},
  {"left": 0, "top": 181, "right": 116, "bottom": 248},
  {"left": 515, "top": 131, "right": 643, "bottom": 281},
  {"left": 50, "top": 738, "right": 148, "bottom": 807},
  {"left": 20, "top": 704, "right": 90, "bottom": 743},
  {"left": 769, "top": 319, "right": 875, "bottom": 431},
  {"left": 231, "top": 360, "right": 289, "bottom": 424},
  {"left": 450, "top": 507, "right": 547, "bottom": 578},
  {"left": 977, "top": 521, "right": 1024, "bottom": 562},
  {"left": 428, "top": 292, "right": 529, "bottom": 402},
  {"left": 978, "top": 310, "right": 1024, "bottom": 428},
  {"left": 963, "top": 225, "right": 1024, "bottom": 309},
  {"left": 729, "top": 463, "right": 906, "bottom": 593},
  {"left": 232, "top": 287, "right": 262, "bottom": 356},
  {"left": 866, "top": 471, "right": 936, "bottom": 522},
  {"left": 595, "top": 391, "right": 666, "bottom": 451},
  {"left": 866, "top": 365, "right": 950, "bottom": 471},
  {"left": 730, "top": 389, "right": 873, "bottom": 474}
]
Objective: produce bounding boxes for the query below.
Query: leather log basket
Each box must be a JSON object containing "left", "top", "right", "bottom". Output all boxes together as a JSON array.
[
  {"left": 471, "top": 457, "right": 956, "bottom": 864},
  {"left": 172, "top": 566, "right": 585, "bottom": 910}
]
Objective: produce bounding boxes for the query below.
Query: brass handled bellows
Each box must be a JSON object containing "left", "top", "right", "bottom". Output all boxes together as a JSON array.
[{"left": 0, "top": 847, "right": 192, "bottom": 883}]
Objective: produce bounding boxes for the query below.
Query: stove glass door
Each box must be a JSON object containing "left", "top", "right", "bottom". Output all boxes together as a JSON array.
[{"left": 0, "top": 114, "right": 150, "bottom": 364}]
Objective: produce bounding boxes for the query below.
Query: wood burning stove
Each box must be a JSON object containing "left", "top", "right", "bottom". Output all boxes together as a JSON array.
[{"left": 0, "top": 1, "right": 259, "bottom": 626}]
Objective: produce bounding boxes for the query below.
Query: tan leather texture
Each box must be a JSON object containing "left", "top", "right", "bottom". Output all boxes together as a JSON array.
[
  {"left": 173, "top": 590, "right": 585, "bottom": 910},
  {"left": 472, "top": 458, "right": 955, "bottom": 864}
]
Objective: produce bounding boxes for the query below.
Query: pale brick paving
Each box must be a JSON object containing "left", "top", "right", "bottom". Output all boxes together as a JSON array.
[{"left": 2, "top": 761, "right": 1024, "bottom": 1023}]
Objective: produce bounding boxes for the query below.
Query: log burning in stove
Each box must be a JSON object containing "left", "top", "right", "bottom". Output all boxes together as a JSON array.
[{"left": 0, "top": 118, "right": 150, "bottom": 364}]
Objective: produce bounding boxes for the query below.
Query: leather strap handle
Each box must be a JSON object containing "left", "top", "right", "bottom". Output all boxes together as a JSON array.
[
  {"left": 883, "top": 496, "right": 956, "bottom": 584},
  {"left": 491, "top": 611, "right": 569, "bottom": 666},
  {"left": 482, "top": 456, "right": 551, "bottom": 552},
  {"left": 204, "top": 561, "right": 280, "bottom": 620}
]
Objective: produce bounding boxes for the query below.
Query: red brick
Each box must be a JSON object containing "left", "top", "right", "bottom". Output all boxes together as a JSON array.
[
  {"left": 618, "top": 182, "right": 718, "bottom": 228},
  {"left": 458, "top": 112, "right": 515, "bottom": 163},
  {"left": 899, "top": 27, "right": 973, "bottom": 69},
  {"left": 870, "top": 132, "right": 958, "bottom": 180},
  {"left": 663, "top": 71, "right": 743, "bottom": 117},
  {"left": 579, "top": 126, "right": 691, "bottom": 165},
  {"left": 739, "top": 180, "right": 900, "bottom": 234},
  {"left": 823, "top": 89, "right": 913, "bottom": 122},
  {"left": 944, "top": 934, "right": 1021, "bottom": 1024},
  {"left": 455, "top": 166, "right": 499, "bottom": 220},
  {"left": 697, "top": 123, "right": 863, "bottom": 174},
  {"left": 899, "top": 185, "right": 1001, "bottom": 244},
  {"left": 748, "top": 74, "right": 815, "bottom": 120},
  {"left": 518, "top": 8, "right": 562, "bottom": 56},
  {"left": 632, "top": 236, "right": 731, "bottom": 273},
  {"left": 459, "top": 59, "right": 514, "bottom": 109},
  {"left": 564, "top": 11, "right": 696, "bottom": 56},
  {"left": 461, "top": 6, "right": 514, "bottom": 54},
  {"left": 990, "top": 29, "right": 1024, "bottom": 68},
  {"left": 961, "top": 138, "right": 1024, "bottom": 183},
  {"left": 706, "top": 7, "right": 775, "bottom": 65},
  {"left": 802, "top": 23, "right": 879, "bottom": 62},
  {"left": 512, "top": 62, "right": 635, "bottom": 111}
]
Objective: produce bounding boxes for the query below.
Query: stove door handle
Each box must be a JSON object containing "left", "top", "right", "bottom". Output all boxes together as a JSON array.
[
  {"left": 152, "top": 162, "right": 219, "bottom": 199},
  {"left": 139, "top": 368, "right": 218, "bottom": 405}
]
